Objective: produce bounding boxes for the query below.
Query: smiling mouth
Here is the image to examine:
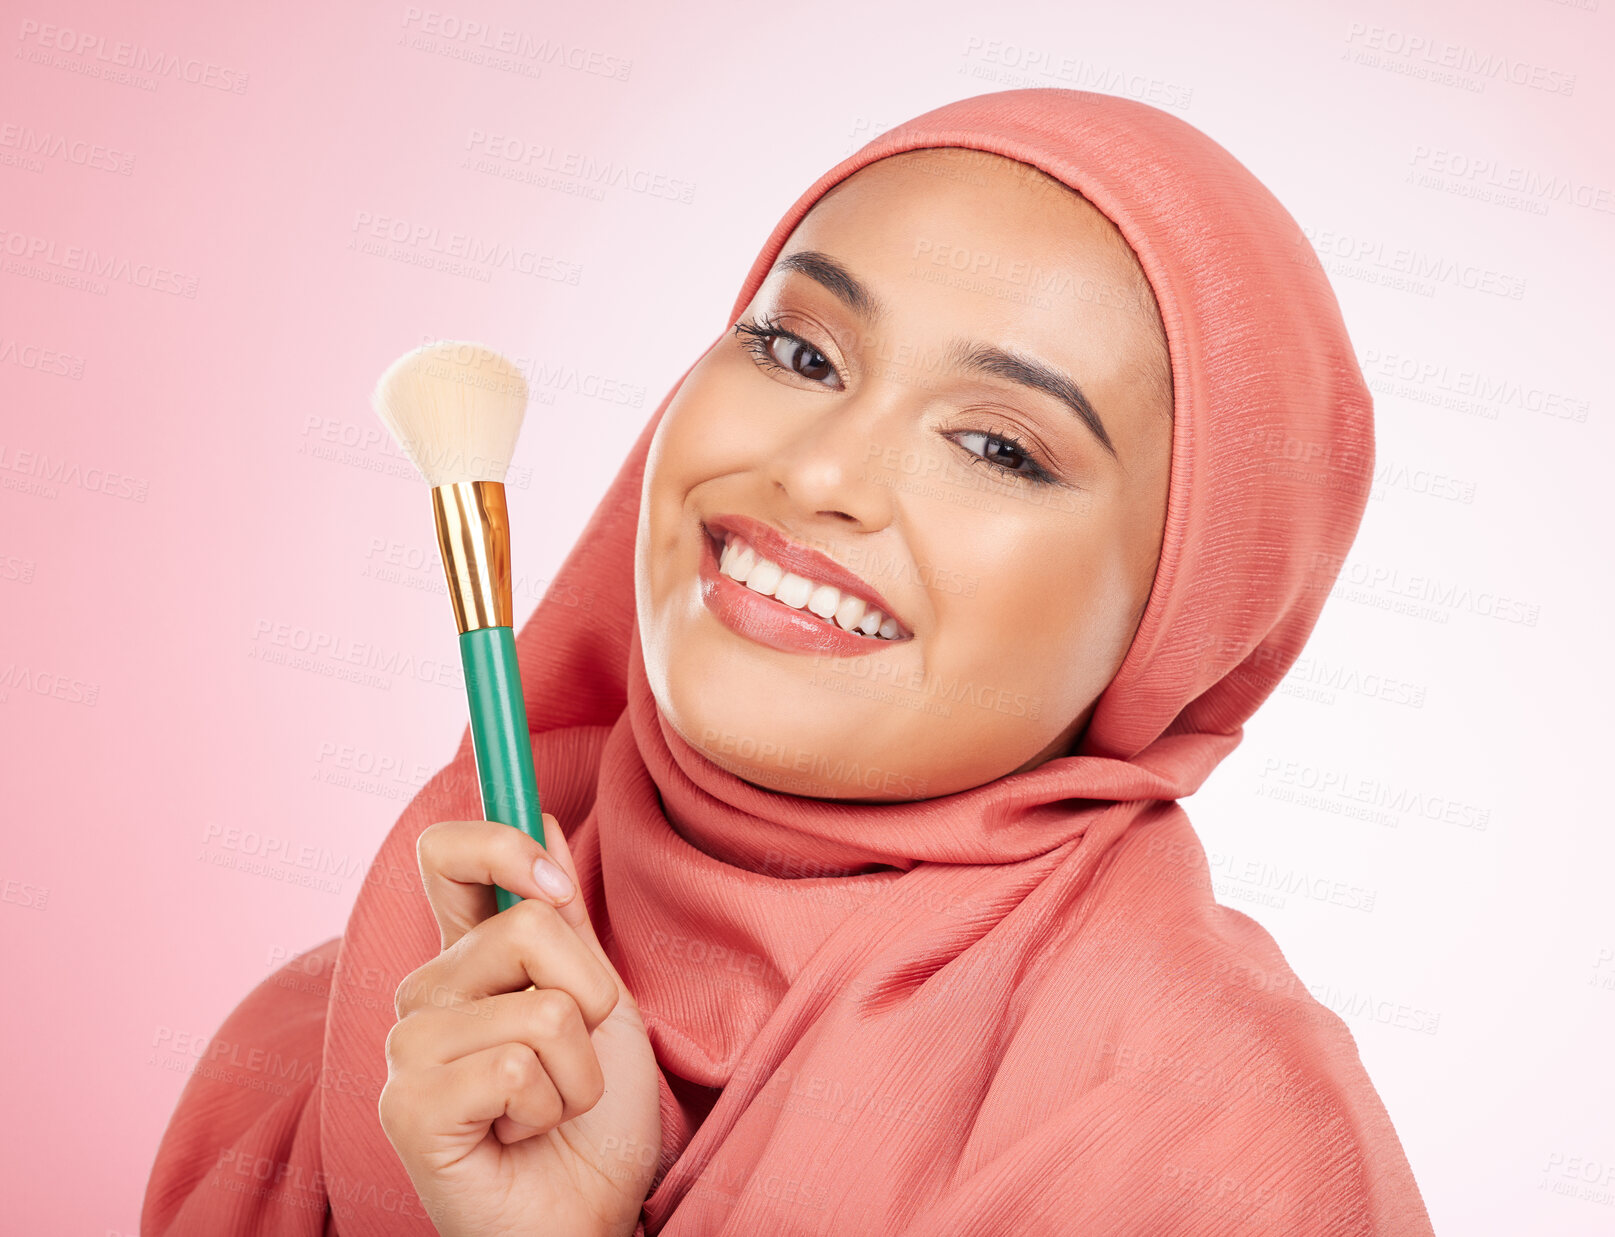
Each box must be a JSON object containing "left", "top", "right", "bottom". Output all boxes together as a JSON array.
[{"left": 701, "top": 522, "right": 911, "bottom": 642}]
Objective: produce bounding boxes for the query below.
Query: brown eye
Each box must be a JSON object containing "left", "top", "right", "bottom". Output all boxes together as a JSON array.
[
  {"left": 733, "top": 318, "right": 845, "bottom": 389},
  {"left": 769, "top": 336, "right": 842, "bottom": 388},
  {"left": 954, "top": 431, "right": 1027, "bottom": 471},
  {"left": 948, "top": 429, "right": 1055, "bottom": 485}
]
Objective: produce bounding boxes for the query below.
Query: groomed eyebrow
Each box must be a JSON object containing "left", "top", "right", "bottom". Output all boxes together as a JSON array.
[{"left": 768, "top": 248, "right": 1117, "bottom": 459}]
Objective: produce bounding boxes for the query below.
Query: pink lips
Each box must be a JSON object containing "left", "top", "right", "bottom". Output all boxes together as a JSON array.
[
  {"left": 702, "top": 514, "right": 910, "bottom": 634},
  {"left": 697, "top": 514, "right": 912, "bottom": 657}
]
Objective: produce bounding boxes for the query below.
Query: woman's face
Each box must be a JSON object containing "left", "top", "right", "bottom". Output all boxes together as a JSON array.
[{"left": 636, "top": 147, "right": 1173, "bottom": 801}]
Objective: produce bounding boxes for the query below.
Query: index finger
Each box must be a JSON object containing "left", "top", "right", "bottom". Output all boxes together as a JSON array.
[{"left": 416, "top": 815, "right": 573, "bottom": 950}]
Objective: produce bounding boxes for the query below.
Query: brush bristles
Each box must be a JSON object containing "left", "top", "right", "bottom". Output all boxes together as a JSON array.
[{"left": 370, "top": 341, "right": 530, "bottom": 487}]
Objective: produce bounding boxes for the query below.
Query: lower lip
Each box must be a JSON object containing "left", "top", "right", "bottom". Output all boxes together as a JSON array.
[{"left": 697, "top": 528, "right": 907, "bottom": 658}]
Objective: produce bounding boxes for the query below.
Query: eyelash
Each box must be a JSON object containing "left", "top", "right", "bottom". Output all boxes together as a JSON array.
[{"left": 731, "top": 314, "right": 1059, "bottom": 486}]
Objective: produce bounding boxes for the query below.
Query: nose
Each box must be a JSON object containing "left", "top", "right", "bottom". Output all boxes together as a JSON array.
[{"left": 763, "top": 388, "right": 900, "bottom": 530}]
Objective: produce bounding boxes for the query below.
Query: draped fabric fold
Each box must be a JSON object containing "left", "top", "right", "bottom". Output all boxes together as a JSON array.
[
  {"left": 141, "top": 938, "right": 343, "bottom": 1236},
  {"left": 144, "top": 87, "right": 1435, "bottom": 1235}
]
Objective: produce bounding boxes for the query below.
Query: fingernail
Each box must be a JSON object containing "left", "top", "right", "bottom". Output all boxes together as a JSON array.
[{"left": 532, "top": 854, "right": 573, "bottom": 902}]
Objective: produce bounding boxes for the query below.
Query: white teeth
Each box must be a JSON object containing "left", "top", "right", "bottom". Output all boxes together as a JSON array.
[
  {"left": 720, "top": 538, "right": 756, "bottom": 582},
  {"left": 717, "top": 531, "right": 902, "bottom": 639},
  {"left": 833, "top": 594, "right": 866, "bottom": 632},
  {"left": 743, "top": 556, "right": 783, "bottom": 595},
  {"left": 773, "top": 572, "right": 813, "bottom": 609}
]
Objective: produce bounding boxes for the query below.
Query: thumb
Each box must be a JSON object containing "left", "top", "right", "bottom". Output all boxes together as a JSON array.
[{"left": 533, "top": 813, "right": 619, "bottom": 979}]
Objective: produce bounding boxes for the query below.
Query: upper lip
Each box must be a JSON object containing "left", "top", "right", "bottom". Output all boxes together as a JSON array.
[{"left": 702, "top": 513, "right": 912, "bottom": 637}]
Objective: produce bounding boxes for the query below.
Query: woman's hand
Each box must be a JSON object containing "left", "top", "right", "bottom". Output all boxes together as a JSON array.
[{"left": 379, "top": 815, "right": 663, "bottom": 1237}]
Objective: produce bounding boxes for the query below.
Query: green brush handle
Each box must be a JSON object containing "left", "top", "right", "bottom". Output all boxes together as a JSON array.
[{"left": 459, "top": 625, "right": 545, "bottom": 912}]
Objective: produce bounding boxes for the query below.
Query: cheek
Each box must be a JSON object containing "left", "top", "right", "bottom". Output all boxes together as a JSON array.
[
  {"left": 922, "top": 504, "right": 1135, "bottom": 706},
  {"left": 940, "top": 565, "right": 1081, "bottom": 706},
  {"left": 647, "top": 365, "right": 782, "bottom": 502},
  {"left": 639, "top": 362, "right": 785, "bottom": 599}
]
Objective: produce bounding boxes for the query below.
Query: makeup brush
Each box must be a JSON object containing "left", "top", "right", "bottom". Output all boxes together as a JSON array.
[{"left": 371, "top": 340, "right": 544, "bottom": 911}]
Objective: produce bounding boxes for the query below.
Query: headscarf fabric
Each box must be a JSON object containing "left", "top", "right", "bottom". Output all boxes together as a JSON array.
[{"left": 143, "top": 88, "right": 1435, "bottom": 1236}]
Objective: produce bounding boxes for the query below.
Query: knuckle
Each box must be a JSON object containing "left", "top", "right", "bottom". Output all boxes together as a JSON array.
[
  {"left": 393, "top": 973, "right": 420, "bottom": 1020},
  {"left": 509, "top": 893, "right": 556, "bottom": 930},
  {"left": 383, "top": 1018, "right": 411, "bottom": 1068},
  {"left": 494, "top": 1042, "right": 538, "bottom": 1092},
  {"left": 500, "top": 897, "right": 556, "bottom": 951},
  {"left": 499, "top": 821, "right": 536, "bottom": 860},
  {"left": 530, "top": 987, "right": 580, "bottom": 1040}
]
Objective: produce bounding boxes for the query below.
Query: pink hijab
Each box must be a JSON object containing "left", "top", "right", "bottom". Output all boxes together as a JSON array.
[{"left": 144, "top": 88, "right": 1436, "bottom": 1235}]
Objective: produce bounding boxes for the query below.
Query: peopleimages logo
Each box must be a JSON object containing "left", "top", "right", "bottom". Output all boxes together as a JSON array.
[
  {"left": 1258, "top": 757, "right": 1492, "bottom": 832},
  {"left": 1296, "top": 225, "right": 1526, "bottom": 300},
  {"left": 398, "top": 7, "right": 632, "bottom": 81},
  {"left": 15, "top": 19, "right": 251, "bottom": 93},
  {"left": 1358, "top": 349, "right": 1591, "bottom": 424},
  {"left": 349, "top": 210, "right": 583, "bottom": 284},
  {"left": 0, "top": 123, "right": 136, "bottom": 174},
  {"left": 0, "top": 336, "right": 86, "bottom": 379},
  {"left": 464, "top": 130, "right": 695, "bottom": 204},
  {"left": 1342, "top": 22, "right": 1576, "bottom": 96},
  {"left": 0, "top": 442, "right": 151, "bottom": 502},
  {"left": 1408, "top": 145, "right": 1613, "bottom": 215},
  {"left": 0, "top": 226, "right": 200, "bottom": 297}
]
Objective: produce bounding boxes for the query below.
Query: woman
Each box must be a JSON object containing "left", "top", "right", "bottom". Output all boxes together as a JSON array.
[{"left": 143, "top": 88, "right": 1436, "bottom": 1235}]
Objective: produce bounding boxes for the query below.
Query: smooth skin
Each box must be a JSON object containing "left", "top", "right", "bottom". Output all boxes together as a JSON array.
[
  {"left": 378, "top": 148, "right": 1175, "bottom": 1235},
  {"left": 378, "top": 815, "right": 662, "bottom": 1237},
  {"left": 636, "top": 146, "right": 1174, "bottom": 800}
]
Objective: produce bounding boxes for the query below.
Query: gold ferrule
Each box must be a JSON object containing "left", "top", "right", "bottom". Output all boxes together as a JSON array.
[{"left": 431, "top": 480, "right": 513, "bottom": 633}]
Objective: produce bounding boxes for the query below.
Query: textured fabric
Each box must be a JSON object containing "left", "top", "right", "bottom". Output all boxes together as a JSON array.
[{"left": 143, "top": 87, "right": 1435, "bottom": 1235}]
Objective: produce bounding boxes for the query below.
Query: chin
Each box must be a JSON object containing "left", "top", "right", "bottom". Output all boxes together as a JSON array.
[
  {"left": 652, "top": 641, "right": 922, "bottom": 800},
  {"left": 661, "top": 647, "right": 827, "bottom": 773}
]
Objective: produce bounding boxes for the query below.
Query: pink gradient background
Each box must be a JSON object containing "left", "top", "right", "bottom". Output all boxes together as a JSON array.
[{"left": 2, "top": 0, "right": 1610, "bottom": 1232}]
